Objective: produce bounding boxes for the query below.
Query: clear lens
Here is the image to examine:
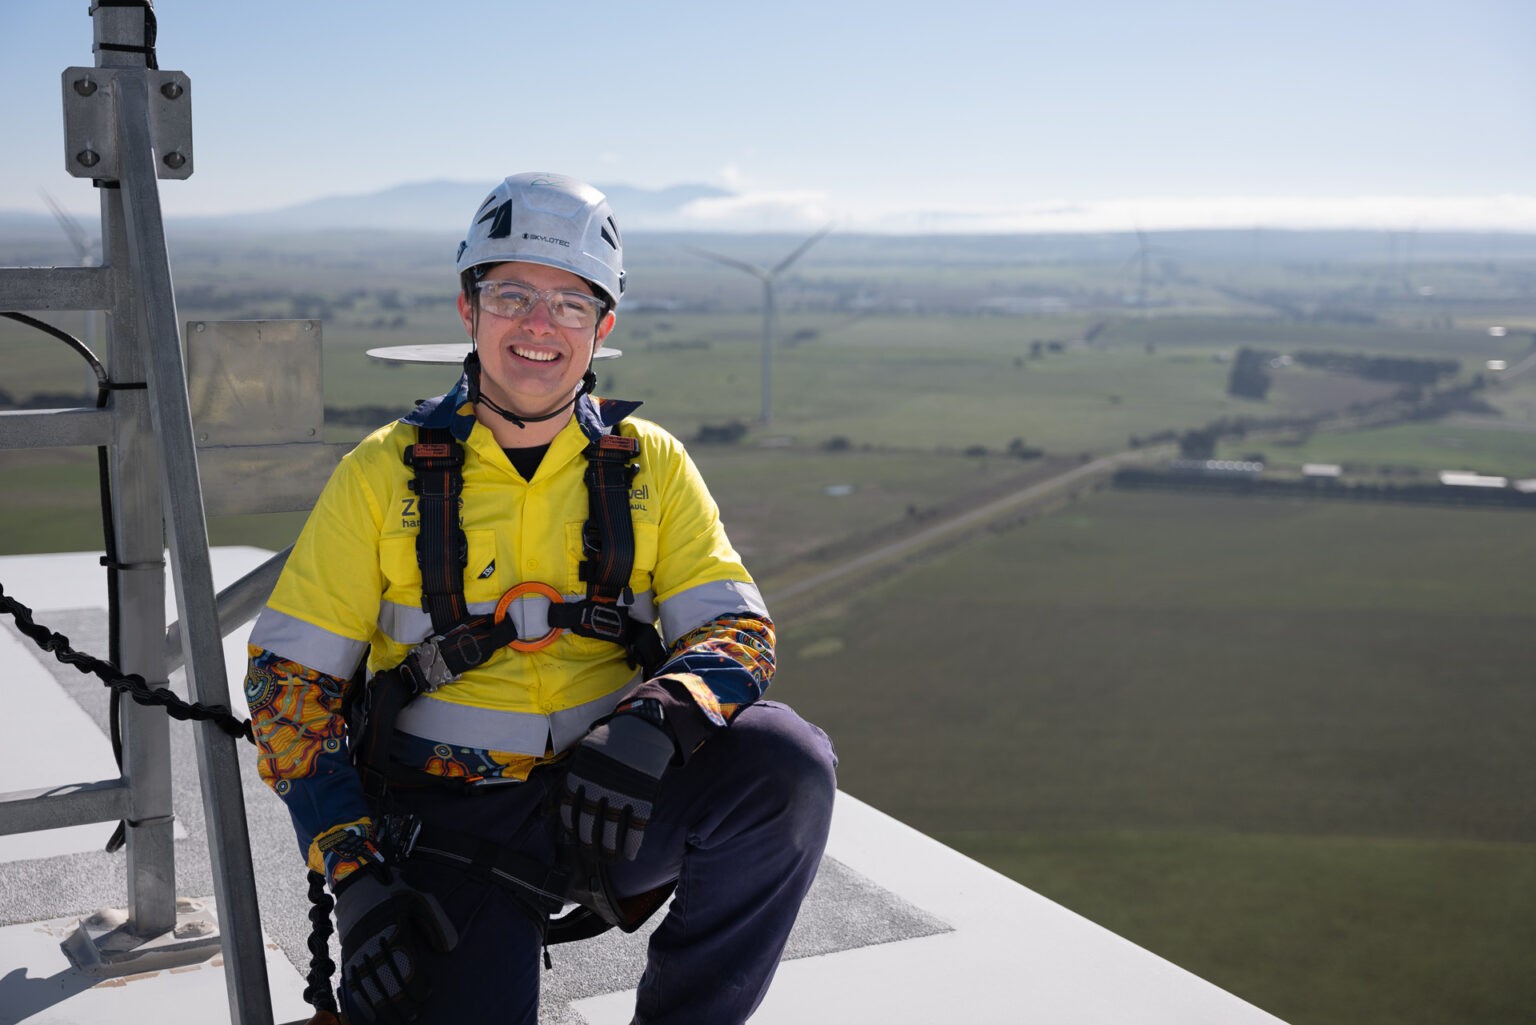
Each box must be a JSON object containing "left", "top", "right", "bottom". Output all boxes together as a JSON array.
[{"left": 477, "top": 281, "right": 603, "bottom": 329}]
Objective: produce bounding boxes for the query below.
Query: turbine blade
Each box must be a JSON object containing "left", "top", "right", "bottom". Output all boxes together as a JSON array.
[
  {"left": 770, "top": 224, "right": 832, "bottom": 277},
  {"left": 40, "top": 190, "right": 91, "bottom": 257},
  {"left": 682, "top": 245, "right": 769, "bottom": 280}
]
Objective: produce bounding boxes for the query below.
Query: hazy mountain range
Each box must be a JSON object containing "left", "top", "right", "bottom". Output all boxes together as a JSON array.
[
  {"left": 0, "top": 181, "right": 739, "bottom": 235},
  {"left": 3, "top": 182, "right": 1535, "bottom": 265}
]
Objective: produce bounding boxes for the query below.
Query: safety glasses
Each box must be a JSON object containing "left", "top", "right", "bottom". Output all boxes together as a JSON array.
[{"left": 474, "top": 280, "right": 607, "bottom": 330}]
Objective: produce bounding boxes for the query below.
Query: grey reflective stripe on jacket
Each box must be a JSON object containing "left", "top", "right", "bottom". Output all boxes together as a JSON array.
[
  {"left": 660, "top": 579, "right": 769, "bottom": 646},
  {"left": 394, "top": 672, "right": 642, "bottom": 756},
  {"left": 250, "top": 606, "right": 368, "bottom": 680},
  {"left": 376, "top": 589, "right": 659, "bottom": 648}
]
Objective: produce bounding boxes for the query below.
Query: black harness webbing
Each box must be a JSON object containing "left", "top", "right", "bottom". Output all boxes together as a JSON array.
[
  {"left": 545, "top": 432, "right": 667, "bottom": 672},
  {"left": 342, "top": 410, "right": 677, "bottom": 946},
  {"left": 406, "top": 428, "right": 469, "bottom": 635},
  {"left": 348, "top": 413, "right": 666, "bottom": 799},
  {"left": 401, "top": 422, "right": 665, "bottom": 676}
]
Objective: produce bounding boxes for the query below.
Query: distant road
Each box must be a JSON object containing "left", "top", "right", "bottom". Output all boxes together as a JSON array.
[
  {"left": 1439, "top": 414, "right": 1536, "bottom": 433},
  {"left": 768, "top": 450, "right": 1149, "bottom": 611},
  {"left": 1497, "top": 346, "right": 1536, "bottom": 382}
]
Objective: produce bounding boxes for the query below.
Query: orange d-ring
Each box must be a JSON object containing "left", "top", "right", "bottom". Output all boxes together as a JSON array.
[{"left": 494, "top": 581, "right": 564, "bottom": 652}]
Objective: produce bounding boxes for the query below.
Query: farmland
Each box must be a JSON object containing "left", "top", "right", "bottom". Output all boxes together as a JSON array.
[
  {"left": 771, "top": 490, "right": 1536, "bottom": 1025},
  {"left": 3, "top": 226, "right": 1536, "bottom": 1024}
]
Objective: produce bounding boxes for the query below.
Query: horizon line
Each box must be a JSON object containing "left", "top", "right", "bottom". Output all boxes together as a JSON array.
[{"left": 5, "top": 187, "right": 1536, "bottom": 236}]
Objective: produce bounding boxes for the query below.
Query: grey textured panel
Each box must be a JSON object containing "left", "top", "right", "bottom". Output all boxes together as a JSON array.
[{"left": 534, "top": 856, "right": 953, "bottom": 1024}]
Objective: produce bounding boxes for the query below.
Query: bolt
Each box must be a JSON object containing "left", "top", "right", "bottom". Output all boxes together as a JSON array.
[
  {"left": 160, "top": 81, "right": 184, "bottom": 100},
  {"left": 73, "top": 77, "right": 97, "bottom": 97},
  {"left": 193, "top": 322, "right": 206, "bottom": 332},
  {"left": 76, "top": 149, "right": 100, "bottom": 168},
  {"left": 162, "top": 150, "right": 187, "bottom": 170}
]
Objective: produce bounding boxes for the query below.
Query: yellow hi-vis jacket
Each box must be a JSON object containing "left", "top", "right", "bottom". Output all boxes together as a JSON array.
[{"left": 245, "top": 384, "right": 773, "bottom": 877}]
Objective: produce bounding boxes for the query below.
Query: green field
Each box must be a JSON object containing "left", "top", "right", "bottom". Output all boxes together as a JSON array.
[{"left": 769, "top": 490, "right": 1536, "bottom": 1025}]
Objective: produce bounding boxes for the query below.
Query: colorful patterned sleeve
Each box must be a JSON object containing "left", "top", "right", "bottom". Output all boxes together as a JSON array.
[
  {"left": 657, "top": 612, "right": 775, "bottom": 717},
  {"left": 244, "top": 644, "right": 376, "bottom": 887},
  {"left": 630, "top": 613, "right": 775, "bottom": 760}
]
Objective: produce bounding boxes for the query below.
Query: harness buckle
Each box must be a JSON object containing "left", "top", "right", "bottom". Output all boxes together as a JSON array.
[
  {"left": 403, "top": 635, "right": 457, "bottom": 693},
  {"left": 582, "top": 602, "right": 627, "bottom": 641},
  {"left": 376, "top": 813, "right": 423, "bottom": 863}
]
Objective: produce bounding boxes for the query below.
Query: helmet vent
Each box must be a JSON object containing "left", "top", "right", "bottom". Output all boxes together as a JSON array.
[
  {"left": 478, "top": 200, "right": 514, "bottom": 240},
  {"left": 601, "top": 216, "right": 620, "bottom": 250}
]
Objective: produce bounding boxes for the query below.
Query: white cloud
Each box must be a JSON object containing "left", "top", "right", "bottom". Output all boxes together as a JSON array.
[
  {"left": 679, "top": 189, "right": 834, "bottom": 229},
  {"left": 718, "top": 163, "right": 751, "bottom": 190},
  {"left": 849, "top": 194, "right": 1536, "bottom": 234}
]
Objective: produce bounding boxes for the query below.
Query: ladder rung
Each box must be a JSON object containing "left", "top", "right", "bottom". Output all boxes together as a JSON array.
[{"left": 0, "top": 778, "right": 130, "bottom": 836}]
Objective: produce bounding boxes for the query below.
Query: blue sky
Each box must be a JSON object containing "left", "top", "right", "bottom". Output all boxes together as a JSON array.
[{"left": 1, "top": 0, "right": 1533, "bottom": 232}]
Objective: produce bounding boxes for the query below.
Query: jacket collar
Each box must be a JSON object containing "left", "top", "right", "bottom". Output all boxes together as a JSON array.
[{"left": 403, "top": 372, "right": 642, "bottom": 444}]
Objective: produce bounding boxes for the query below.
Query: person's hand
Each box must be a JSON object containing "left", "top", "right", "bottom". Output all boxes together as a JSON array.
[
  {"left": 559, "top": 701, "right": 677, "bottom": 861},
  {"left": 335, "top": 866, "right": 458, "bottom": 1024}
]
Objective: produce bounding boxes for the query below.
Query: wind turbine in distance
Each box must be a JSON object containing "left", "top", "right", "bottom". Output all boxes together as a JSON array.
[
  {"left": 1123, "top": 226, "right": 1176, "bottom": 315},
  {"left": 41, "top": 191, "right": 103, "bottom": 357},
  {"left": 686, "top": 225, "right": 831, "bottom": 424}
]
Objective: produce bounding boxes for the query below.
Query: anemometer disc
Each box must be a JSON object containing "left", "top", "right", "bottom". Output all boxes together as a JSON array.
[{"left": 365, "top": 343, "right": 622, "bottom": 365}]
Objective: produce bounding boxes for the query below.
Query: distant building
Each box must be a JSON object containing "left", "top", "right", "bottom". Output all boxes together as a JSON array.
[
  {"left": 975, "top": 296, "right": 1071, "bottom": 314},
  {"left": 1439, "top": 470, "right": 1508, "bottom": 489},
  {"left": 1168, "top": 459, "right": 1264, "bottom": 477},
  {"left": 1302, "top": 463, "right": 1342, "bottom": 479}
]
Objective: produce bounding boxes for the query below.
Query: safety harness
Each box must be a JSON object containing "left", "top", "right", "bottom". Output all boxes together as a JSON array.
[
  {"left": 343, "top": 403, "right": 671, "bottom": 940},
  {"left": 348, "top": 410, "right": 666, "bottom": 799}
]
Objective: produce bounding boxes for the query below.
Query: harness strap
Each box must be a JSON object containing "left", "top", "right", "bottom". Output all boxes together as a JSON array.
[
  {"left": 572, "top": 432, "right": 666, "bottom": 674},
  {"left": 344, "top": 667, "right": 491, "bottom": 803},
  {"left": 405, "top": 428, "right": 468, "bottom": 635},
  {"left": 401, "top": 418, "right": 663, "bottom": 678},
  {"left": 579, "top": 434, "right": 641, "bottom": 603},
  {"left": 396, "top": 613, "right": 522, "bottom": 695},
  {"left": 405, "top": 821, "right": 571, "bottom": 917}
]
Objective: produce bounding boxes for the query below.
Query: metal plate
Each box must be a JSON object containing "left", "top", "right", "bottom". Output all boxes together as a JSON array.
[
  {"left": 61, "top": 67, "right": 193, "bottom": 181},
  {"left": 365, "top": 343, "right": 622, "bottom": 365},
  {"left": 186, "top": 320, "right": 322, "bottom": 446},
  {"left": 197, "top": 443, "right": 355, "bottom": 516}
]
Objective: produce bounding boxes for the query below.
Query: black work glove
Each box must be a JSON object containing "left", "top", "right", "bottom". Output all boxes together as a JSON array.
[
  {"left": 559, "top": 700, "right": 677, "bottom": 861},
  {"left": 335, "top": 865, "right": 458, "bottom": 1025}
]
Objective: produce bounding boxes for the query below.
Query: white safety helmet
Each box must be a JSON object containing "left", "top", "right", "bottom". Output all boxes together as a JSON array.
[{"left": 455, "top": 173, "right": 625, "bottom": 309}]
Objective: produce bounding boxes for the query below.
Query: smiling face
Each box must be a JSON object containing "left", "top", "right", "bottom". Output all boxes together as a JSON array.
[{"left": 457, "top": 261, "right": 616, "bottom": 435}]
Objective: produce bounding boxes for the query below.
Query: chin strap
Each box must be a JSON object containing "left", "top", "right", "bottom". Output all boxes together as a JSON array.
[{"left": 464, "top": 352, "right": 597, "bottom": 429}]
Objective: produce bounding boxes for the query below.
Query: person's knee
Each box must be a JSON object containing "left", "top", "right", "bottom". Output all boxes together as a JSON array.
[{"left": 730, "top": 702, "right": 837, "bottom": 823}]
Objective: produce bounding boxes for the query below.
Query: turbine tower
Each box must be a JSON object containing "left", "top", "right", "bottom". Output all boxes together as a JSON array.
[{"left": 687, "top": 226, "right": 830, "bottom": 424}]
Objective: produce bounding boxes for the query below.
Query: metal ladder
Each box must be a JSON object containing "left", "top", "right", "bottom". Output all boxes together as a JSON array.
[{"left": 0, "top": 5, "right": 342, "bottom": 1022}]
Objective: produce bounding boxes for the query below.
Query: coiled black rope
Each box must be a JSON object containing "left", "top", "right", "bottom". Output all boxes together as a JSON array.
[
  {"left": 0, "top": 584, "right": 252, "bottom": 741},
  {"left": 1, "top": 312, "right": 338, "bottom": 1019},
  {"left": 303, "top": 869, "right": 340, "bottom": 1016},
  {"left": 1, "top": 582, "right": 348, "bottom": 1016}
]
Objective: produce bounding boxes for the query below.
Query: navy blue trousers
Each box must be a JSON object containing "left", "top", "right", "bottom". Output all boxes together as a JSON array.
[{"left": 346, "top": 700, "right": 837, "bottom": 1025}]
